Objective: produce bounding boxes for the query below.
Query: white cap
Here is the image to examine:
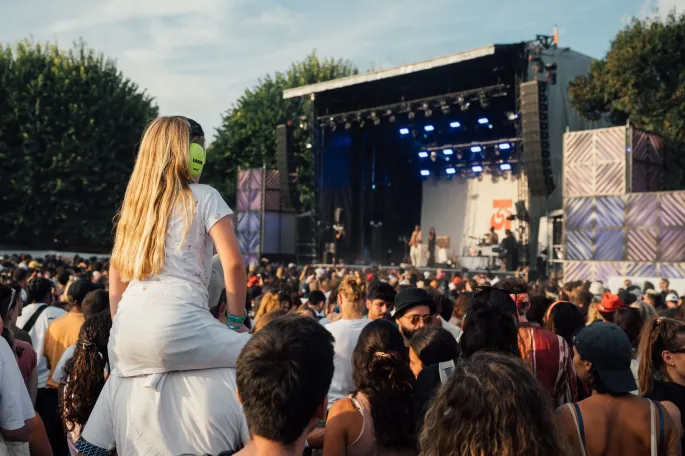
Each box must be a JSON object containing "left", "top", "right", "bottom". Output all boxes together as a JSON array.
[
  {"left": 208, "top": 255, "right": 224, "bottom": 311},
  {"left": 666, "top": 293, "right": 679, "bottom": 303},
  {"left": 589, "top": 281, "right": 604, "bottom": 296}
]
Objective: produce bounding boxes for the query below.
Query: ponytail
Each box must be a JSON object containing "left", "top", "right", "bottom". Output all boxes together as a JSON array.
[{"left": 638, "top": 317, "right": 685, "bottom": 395}]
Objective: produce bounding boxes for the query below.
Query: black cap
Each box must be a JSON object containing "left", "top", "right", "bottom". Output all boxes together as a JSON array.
[
  {"left": 68, "top": 279, "right": 100, "bottom": 304},
  {"left": 574, "top": 322, "right": 637, "bottom": 394},
  {"left": 394, "top": 288, "right": 436, "bottom": 319}
]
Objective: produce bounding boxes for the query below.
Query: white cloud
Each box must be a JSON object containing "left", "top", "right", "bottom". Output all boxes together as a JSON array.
[{"left": 658, "top": 0, "right": 685, "bottom": 15}]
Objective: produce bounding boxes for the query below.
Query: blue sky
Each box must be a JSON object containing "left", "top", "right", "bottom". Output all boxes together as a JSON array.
[{"left": 2, "top": 0, "right": 683, "bottom": 137}]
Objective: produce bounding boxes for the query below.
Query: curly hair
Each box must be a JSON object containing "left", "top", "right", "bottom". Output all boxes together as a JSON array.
[
  {"left": 62, "top": 311, "right": 112, "bottom": 432},
  {"left": 419, "top": 352, "right": 571, "bottom": 456},
  {"left": 352, "top": 319, "right": 415, "bottom": 450}
]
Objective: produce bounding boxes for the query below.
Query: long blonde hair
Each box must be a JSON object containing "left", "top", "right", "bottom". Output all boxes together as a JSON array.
[{"left": 111, "top": 116, "right": 200, "bottom": 282}]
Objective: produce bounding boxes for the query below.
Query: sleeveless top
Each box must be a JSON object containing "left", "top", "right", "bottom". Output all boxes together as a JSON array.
[{"left": 346, "top": 392, "right": 415, "bottom": 456}]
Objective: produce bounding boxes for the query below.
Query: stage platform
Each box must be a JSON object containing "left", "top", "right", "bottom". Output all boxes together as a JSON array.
[{"left": 311, "top": 263, "right": 517, "bottom": 277}]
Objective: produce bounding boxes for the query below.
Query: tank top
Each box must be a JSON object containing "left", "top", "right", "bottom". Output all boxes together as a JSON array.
[{"left": 347, "top": 392, "right": 415, "bottom": 456}]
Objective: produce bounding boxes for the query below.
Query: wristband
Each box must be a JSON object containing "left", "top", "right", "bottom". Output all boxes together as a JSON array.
[
  {"left": 226, "top": 321, "right": 243, "bottom": 331},
  {"left": 227, "top": 309, "right": 248, "bottom": 325}
]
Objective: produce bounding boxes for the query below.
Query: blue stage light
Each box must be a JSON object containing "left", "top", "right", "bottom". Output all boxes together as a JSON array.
[
  {"left": 450, "top": 121, "right": 461, "bottom": 128},
  {"left": 418, "top": 151, "right": 429, "bottom": 158},
  {"left": 446, "top": 167, "right": 456, "bottom": 175},
  {"left": 500, "top": 163, "right": 512, "bottom": 171},
  {"left": 424, "top": 125, "right": 435, "bottom": 132},
  {"left": 498, "top": 143, "right": 511, "bottom": 150},
  {"left": 443, "top": 148, "right": 454, "bottom": 155},
  {"left": 478, "top": 118, "right": 489, "bottom": 125},
  {"left": 420, "top": 170, "right": 430, "bottom": 176},
  {"left": 399, "top": 128, "right": 410, "bottom": 135},
  {"left": 470, "top": 146, "right": 482, "bottom": 153},
  {"left": 472, "top": 165, "right": 483, "bottom": 173}
]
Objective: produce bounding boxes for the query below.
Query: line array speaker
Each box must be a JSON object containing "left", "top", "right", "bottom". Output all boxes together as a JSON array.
[
  {"left": 276, "top": 124, "right": 300, "bottom": 211},
  {"left": 520, "top": 80, "right": 555, "bottom": 197}
]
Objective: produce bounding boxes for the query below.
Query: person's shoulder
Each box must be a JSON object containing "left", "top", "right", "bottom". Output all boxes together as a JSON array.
[
  {"left": 0, "top": 336, "right": 14, "bottom": 360},
  {"left": 190, "top": 183, "right": 221, "bottom": 198}
]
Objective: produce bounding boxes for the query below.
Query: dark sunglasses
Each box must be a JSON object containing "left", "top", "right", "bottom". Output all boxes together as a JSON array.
[{"left": 402, "top": 314, "right": 433, "bottom": 326}]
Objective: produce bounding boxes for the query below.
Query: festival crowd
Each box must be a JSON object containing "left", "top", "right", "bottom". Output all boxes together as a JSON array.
[{"left": 2, "top": 117, "right": 685, "bottom": 456}]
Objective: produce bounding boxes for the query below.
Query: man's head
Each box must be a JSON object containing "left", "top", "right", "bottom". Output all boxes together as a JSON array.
[
  {"left": 393, "top": 288, "right": 435, "bottom": 342},
  {"left": 307, "top": 290, "right": 326, "bottom": 313},
  {"left": 237, "top": 314, "right": 334, "bottom": 446},
  {"left": 490, "top": 226, "right": 495, "bottom": 233},
  {"left": 414, "top": 225, "right": 420, "bottom": 231},
  {"left": 67, "top": 279, "right": 100, "bottom": 308},
  {"left": 505, "top": 229, "right": 512, "bottom": 237},
  {"left": 660, "top": 278, "right": 670, "bottom": 291},
  {"left": 81, "top": 290, "right": 109, "bottom": 319},
  {"left": 665, "top": 293, "right": 679, "bottom": 309},
  {"left": 366, "top": 281, "right": 396, "bottom": 321},
  {"left": 26, "top": 277, "right": 54, "bottom": 305},
  {"left": 13, "top": 268, "right": 29, "bottom": 288}
]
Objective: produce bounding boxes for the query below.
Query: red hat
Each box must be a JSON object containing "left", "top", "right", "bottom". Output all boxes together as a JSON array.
[{"left": 597, "top": 293, "right": 624, "bottom": 312}]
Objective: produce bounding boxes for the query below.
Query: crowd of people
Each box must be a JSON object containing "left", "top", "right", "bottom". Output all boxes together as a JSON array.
[{"left": 2, "top": 116, "right": 685, "bottom": 456}]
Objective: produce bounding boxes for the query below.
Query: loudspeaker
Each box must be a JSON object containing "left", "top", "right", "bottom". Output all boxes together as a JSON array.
[
  {"left": 276, "top": 124, "right": 300, "bottom": 211},
  {"left": 515, "top": 200, "right": 530, "bottom": 222},
  {"left": 520, "top": 80, "right": 555, "bottom": 197}
]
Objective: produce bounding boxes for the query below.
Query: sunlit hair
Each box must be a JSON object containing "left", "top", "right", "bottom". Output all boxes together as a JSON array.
[
  {"left": 111, "top": 116, "right": 203, "bottom": 282},
  {"left": 638, "top": 317, "right": 685, "bottom": 395},
  {"left": 338, "top": 275, "right": 363, "bottom": 303},
  {"left": 255, "top": 291, "right": 281, "bottom": 322},
  {"left": 419, "top": 352, "right": 571, "bottom": 456},
  {"left": 253, "top": 309, "right": 288, "bottom": 333},
  {"left": 586, "top": 302, "right": 599, "bottom": 325}
]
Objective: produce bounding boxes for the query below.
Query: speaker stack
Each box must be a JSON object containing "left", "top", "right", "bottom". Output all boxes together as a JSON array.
[
  {"left": 520, "top": 80, "right": 555, "bottom": 197},
  {"left": 276, "top": 124, "right": 300, "bottom": 211}
]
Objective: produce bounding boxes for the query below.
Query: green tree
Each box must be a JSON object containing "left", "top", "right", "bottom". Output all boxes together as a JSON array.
[
  {"left": 0, "top": 40, "right": 158, "bottom": 251},
  {"left": 206, "top": 52, "right": 358, "bottom": 209},
  {"left": 569, "top": 12, "right": 685, "bottom": 187}
]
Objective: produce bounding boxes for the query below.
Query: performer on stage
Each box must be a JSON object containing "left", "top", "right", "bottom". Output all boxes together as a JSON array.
[
  {"left": 427, "top": 227, "right": 437, "bottom": 268},
  {"left": 485, "top": 226, "right": 499, "bottom": 246},
  {"left": 333, "top": 223, "right": 346, "bottom": 264},
  {"left": 409, "top": 225, "right": 422, "bottom": 266},
  {"left": 501, "top": 229, "right": 519, "bottom": 271}
]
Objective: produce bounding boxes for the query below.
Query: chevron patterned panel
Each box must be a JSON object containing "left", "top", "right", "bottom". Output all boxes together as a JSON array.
[
  {"left": 246, "top": 169, "right": 263, "bottom": 190},
  {"left": 564, "top": 165, "right": 594, "bottom": 198},
  {"left": 649, "top": 166, "right": 664, "bottom": 192},
  {"left": 565, "top": 197, "right": 595, "bottom": 229},
  {"left": 249, "top": 189, "right": 262, "bottom": 211},
  {"left": 564, "top": 261, "right": 595, "bottom": 282},
  {"left": 660, "top": 228, "right": 685, "bottom": 262},
  {"left": 595, "top": 196, "right": 624, "bottom": 228},
  {"left": 595, "top": 229, "right": 623, "bottom": 261},
  {"left": 238, "top": 170, "right": 250, "bottom": 189},
  {"left": 631, "top": 163, "right": 649, "bottom": 193},
  {"left": 632, "top": 129, "right": 665, "bottom": 164},
  {"left": 625, "top": 194, "right": 657, "bottom": 227},
  {"left": 625, "top": 262, "right": 658, "bottom": 278},
  {"left": 564, "top": 131, "right": 594, "bottom": 164},
  {"left": 264, "top": 170, "right": 280, "bottom": 190},
  {"left": 263, "top": 189, "right": 281, "bottom": 212},
  {"left": 659, "top": 192, "right": 685, "bottom": 227},
  {"left": 659, "top": 263, "right": 685, "bottom": 279},
  {"left": 566, "top": 230, "right": 594, "bottom": 260},
  {"left": 596, "top": 163, "right": 625, "bottom": 195},
  {"left": 595, "top": 127, "right": 626, "bottom": 162},
  {"left": 595, "top": 262, "right": 623, "bottom": 282},
  {"left": 626, "top": 229, "right": 658, "bottom": 262}
]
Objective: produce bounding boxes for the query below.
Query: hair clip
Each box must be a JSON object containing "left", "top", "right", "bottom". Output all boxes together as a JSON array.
[
  {"left": 656, "top": 317, "right": 665, "bottom": 325},
  {"left": 373, "top": 352, "right": 391, "bottom": 359}
]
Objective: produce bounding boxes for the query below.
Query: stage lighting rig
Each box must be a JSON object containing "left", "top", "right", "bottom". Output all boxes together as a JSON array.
[
  {"left": 399, "top": 128, "right": 410, "bottom": 135},
  {"left": 479, "top": 91, "right": 489, "bottom": 108},
  {"left": 450, "top": 121, "right": 461, "bottom": 128},
  {"left": 422, "top": 102, "right": 432, "bottom": 118}
]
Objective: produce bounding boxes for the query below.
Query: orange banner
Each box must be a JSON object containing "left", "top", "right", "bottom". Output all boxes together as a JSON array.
[{"left": 490, "top": 199, "right": 512, "bottom": 231}]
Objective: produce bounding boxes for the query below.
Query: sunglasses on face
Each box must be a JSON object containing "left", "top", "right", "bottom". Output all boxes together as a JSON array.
[{"left": 402, "top": 314, "right": 433, "bottom": 326}]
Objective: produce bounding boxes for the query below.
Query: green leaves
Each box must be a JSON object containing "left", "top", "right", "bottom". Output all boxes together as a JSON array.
[
  {"left": 205, "top": 51, "right": 358, "bottom": 210},
  {"left": 0, "top": 40, "right": 158, "bottom": 251}
]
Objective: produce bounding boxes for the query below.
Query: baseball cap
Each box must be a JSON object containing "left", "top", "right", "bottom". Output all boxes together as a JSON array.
[
  {"left": 597, "top": 293, "right": 623, "bottom": 312},
  {"left": 68, "top": 279, "right": 100, "bottom": 304},
  {"left": 208, "top": 255, "right": 224, "bottom": 311},
  {"left": 28, "top": 260, "right": 43, "bottom": 270},
  {"left": 393, "top": 288, "right": 436, "bottom": 319},
  {"left": 574, "top": 322, "right": 637, "bottom": 393},
  {"left": 666, "top": 293, "right": 679, "bottom": 303}
]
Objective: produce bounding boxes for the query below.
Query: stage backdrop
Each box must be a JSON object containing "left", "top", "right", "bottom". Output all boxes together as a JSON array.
[{"left": 421, "top": 175, "right": 522, "bottom": 260}]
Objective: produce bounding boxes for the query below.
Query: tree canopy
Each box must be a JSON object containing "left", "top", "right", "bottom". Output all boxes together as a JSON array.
[
  {"left": 0, "top": 40, "right": 158, "bottom": 251},
  {"left": 205, "top": 52, "right": 358, "bottom": 209},
  {"left": 569, "top": 11, "right": 685, "bottom": 186}
]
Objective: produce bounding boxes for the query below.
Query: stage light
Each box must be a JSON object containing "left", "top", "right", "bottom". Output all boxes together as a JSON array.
[
  {"left": 443, "top": 148, "right": 454, "bottom": 155},
  {"left": 423, "top": 103, "right": 432, "bottom": 118},
  {"left": 359, "top": 120, "right": 365, "bottom": 128},
  {"left": 374, "top": 118, "right": 381, "bottom": 126},
  {"left": 478, "top": 118, "right": 489, "bottom": 125},
  {"left": 420, "top": 170, "right": 430, "bottom": 177},
  {"left": 389, "top": 115, "right": 396, "bottom": 123},
  {"left": 345, "top": 122, "right": 352, "bottom": 130},
  {"left": 399, "top": 128, "right": 410, "bottom": 135},
  {"left": 461, "top": 103, "right": 470, "bottom": 112},
  {"left": 506, "top": 112, "right": 517, "bottom": 121},
  {"left": 472, "top": 165, "right": 483, "bottom": 173},
  {"left": 441, "top": 104, "right": 451, "bottom": 114},
  {"left": 498, "top": 143, "right": 511, "bottom": 150},
  {"left": 424, "top": 125, "right": 435, "bottom": 132},
  {"left": 418, "top": 151, "right": 429, "bottom": 158},
  {"left": 306, "top": 143, "right": 312, "bottom": 149},
  {"left": 408, "top": 111, "right": 415, "bottom": 120},
  {"left": 479, "top": 92, "right": 489, "bottom": 108},
  {"left": 500, "top": 163, "right": 512, "bottom": 171},
  {"left": 450, "top": 121, "right": 461, "bottom": 128},
  {"left": 470, "top": 146, "right": 482, "bottom": 153},
  {"left": 446, "top": 167, "right": 456, "bottom": 175},
  {"left": 456, "top": 152, "right": 463, "bottom": 160}
]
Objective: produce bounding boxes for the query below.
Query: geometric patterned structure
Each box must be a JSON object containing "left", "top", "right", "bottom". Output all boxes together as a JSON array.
[{"left": 563, "top": 126, "right": 673, "bottom": 282}]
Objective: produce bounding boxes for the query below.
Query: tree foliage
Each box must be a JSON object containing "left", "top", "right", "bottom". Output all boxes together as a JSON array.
[
  {"left": 569, "top": 12, "right": 685, "bottom": 187},
  {"left": 205, "top": 52, "right": 358, "bottom": 209},
  {"left": 0, "top": 40, "right": 158, "bottom": 251}
]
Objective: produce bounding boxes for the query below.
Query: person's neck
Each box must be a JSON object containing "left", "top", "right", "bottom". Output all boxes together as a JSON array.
[
  {"left": 341, "top": 305, "right": 364, "bottom": 320},
  {"left": 665, "top": 368, "right": 685, "bottom": 388},
  {"left": 240, "top": 435, "right": 307, "bottom": 456},
  {"left": 518, "top": 315, "right": 529, "bottom": 324},
  {"left": 69, "top": 306, "right": 83, "bottom": 315}
]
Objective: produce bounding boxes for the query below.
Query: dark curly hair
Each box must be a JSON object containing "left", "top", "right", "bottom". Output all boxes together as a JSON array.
[
  {"left": 62, "top": 311, "right": 112, "bottom": 432},
  {"left": 352, "top": 319, "right": 416, "bottom": 450}
]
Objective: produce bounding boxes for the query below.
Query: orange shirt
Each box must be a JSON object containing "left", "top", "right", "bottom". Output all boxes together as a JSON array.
[{"left": 43, "top": 311, "right": 85, "bottom": 389}]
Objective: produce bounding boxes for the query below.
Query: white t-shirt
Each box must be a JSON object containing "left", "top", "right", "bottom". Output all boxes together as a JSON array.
[
  {"left": 78, "top": 368, "right": 248, "bottom": 455},
  {"left": 52, "top": 344, "right": 76, "bottom": 385},
  {"left": 325, "top": 318, "right": 371, "bottom": 407},
  {"left": 0, "top": 338, "right": 35, "bottom": 431},
  {"left": 440, "top": 316, "right": 463, "bottom": 341},
  {"left": 16, "top": 303, "right": 67, "bottom": 388}
]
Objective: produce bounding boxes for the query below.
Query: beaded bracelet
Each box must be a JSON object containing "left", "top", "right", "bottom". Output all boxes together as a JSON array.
[
  {"left": 227, "top": 309, "right": 248, "bottom": 325},
  {"left": 226, "top": 321, "right": 243, "bottom": 331}
]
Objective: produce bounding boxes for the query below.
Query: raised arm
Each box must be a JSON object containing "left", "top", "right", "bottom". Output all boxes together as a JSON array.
[
  {"left": 209, "top": 216, "right": 246, "bottom": 320},
  {"left": 108, "top": 265, "right": 128, "bottom": 316}
]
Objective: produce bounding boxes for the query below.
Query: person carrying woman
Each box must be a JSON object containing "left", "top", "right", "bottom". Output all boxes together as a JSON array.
[{"left": 108, "top": 116, "right": 249, "bottom": 378}]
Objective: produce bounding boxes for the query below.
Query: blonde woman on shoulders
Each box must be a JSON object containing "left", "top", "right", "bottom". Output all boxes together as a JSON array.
[{"left": 108, "top": 116, "right": 249, "bottom": 377}]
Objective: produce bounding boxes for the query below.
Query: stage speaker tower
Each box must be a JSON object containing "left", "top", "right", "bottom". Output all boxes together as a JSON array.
[
  {"left": 520, "top": 80, "right": 554, "bottom": 197},
  {"left": 276, "top": 124, "right": 300, "bottom": 211}
]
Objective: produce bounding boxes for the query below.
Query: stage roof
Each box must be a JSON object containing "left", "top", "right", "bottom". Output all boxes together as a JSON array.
[{"left": 282, "top": 44, "right": 500, "bottom": 100}]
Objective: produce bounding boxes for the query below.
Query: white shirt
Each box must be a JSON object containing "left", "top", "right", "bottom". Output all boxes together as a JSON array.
[
  {"left": 0, "top": 338, "right": 35, "bottom": 431},
  {"left": 16, "top": 303, "right": 66, "bottom": 388},
  {"left": 325, "top": 318, "right": 371, "bottom": 407},
  {"left": 79, "top": 368, "right": 248, "bottom": 455},
  {"left": 52, "top": 344, "right": 76, "bottom": 385},
  {"left": 440, "top": 316, "right": 463, "bottom": 342}
]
